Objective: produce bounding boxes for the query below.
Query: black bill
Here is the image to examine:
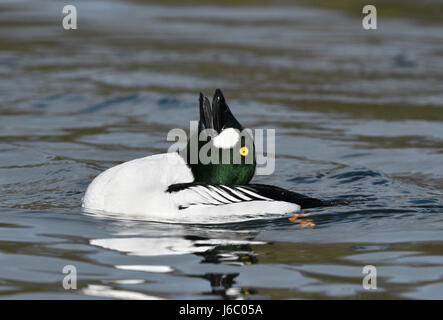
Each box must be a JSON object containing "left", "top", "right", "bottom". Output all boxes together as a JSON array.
[
  {"left": 212, "top": 88, "right": 242, "bottom": 133},
  {"left": 198, "top": 89, "right": 243, "bottom": 135}
]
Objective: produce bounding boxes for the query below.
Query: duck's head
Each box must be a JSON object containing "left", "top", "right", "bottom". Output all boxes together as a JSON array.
[{"left": 186, "top": 89, "right": 255, "bottom": 185}]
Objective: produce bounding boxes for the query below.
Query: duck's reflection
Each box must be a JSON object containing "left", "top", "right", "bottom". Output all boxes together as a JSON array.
[
  {"left": 194, "top": 243, "right": 260, "bottom": 299},
  {"left": 91, "top": 236, "right": 216, "bottom": 256},
  {"left": 197, "top": 243, "right": 259, "bottom": 266},
  {"left": 89, "top": 222, "right": 265, "bottom": 299},
  {"left": 198, "top": 273, "right": 240, "bottom": 298}
]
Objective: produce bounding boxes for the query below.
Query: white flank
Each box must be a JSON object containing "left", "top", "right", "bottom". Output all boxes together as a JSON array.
[
  {"left": 213, "top": 128, "right": 240, "bottom": 149},
  {"left": 82, "top": 153, "right": 194, "bottom": 219},
  {"left": 177, "top": 200, "right": 300, "bottom": 223}
]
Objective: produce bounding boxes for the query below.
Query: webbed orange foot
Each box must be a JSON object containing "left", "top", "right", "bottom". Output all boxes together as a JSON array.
[{"left": 288, "top": 213, "right": 315, "bottom": 228}]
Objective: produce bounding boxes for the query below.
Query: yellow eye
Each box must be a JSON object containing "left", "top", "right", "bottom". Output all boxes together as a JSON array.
[{"left": 239, "top": 146, "right": 248, "bottom": 157}]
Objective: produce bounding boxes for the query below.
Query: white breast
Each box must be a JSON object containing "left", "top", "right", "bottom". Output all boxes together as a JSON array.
[{"left": 82, "top": 153, "right": 194, "bottom": 219}]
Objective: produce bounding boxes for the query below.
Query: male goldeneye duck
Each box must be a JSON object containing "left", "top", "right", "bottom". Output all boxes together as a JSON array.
[{"left": 82, "top": 89, "right": 326, "bottom": 222}]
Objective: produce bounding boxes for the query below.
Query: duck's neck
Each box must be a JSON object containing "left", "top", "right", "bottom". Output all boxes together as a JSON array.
[{"left": 189, "top": 162, "right": 255, "bottom": 185}]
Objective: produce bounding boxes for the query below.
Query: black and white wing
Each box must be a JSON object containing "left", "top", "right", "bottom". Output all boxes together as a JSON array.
[{"left": 166, "top": 182, "right": 325, "bottom": 210}]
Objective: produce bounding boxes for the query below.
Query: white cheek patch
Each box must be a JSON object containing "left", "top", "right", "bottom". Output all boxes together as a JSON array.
[{"left": 213, "top": 128, "right": 240, "bottom": 149}]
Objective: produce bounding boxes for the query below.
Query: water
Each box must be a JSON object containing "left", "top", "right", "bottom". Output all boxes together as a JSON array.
[{"left": 0, "top": 0, "right": 442, "bottom": 299}]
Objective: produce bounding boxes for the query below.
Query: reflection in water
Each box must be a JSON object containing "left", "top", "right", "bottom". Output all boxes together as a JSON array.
[
  {"left": 85, "top": 214, "right": 273, "bottom": 299},
  {"left": 83, "top": 284, "right": 163, "bottom": 300},
  {"left": 91, "top": 237, "right": 216, "bottom": 256},
  {"left": 195, "top": 244, "right": 261, "bottom": 299},
  {"left": 116, "top": 265, "right": 174, "bottom": 273},
  {"left": 198, "top": 243, "right": 260, "bottom": 266},
  {"left": 197, "top": 274, "right": 242, "bottom": 299},
  {"left": 88, "top": 224, "right": 267, "bottom": 299}
]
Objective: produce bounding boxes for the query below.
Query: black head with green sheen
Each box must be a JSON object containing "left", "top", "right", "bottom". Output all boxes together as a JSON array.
[{"left": 185, "top": 89, "right": 256, "bottom": 185}]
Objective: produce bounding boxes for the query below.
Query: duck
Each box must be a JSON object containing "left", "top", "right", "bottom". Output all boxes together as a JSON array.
[{"left": 82, "top": 89, "right": 329, "bottom": 222}]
